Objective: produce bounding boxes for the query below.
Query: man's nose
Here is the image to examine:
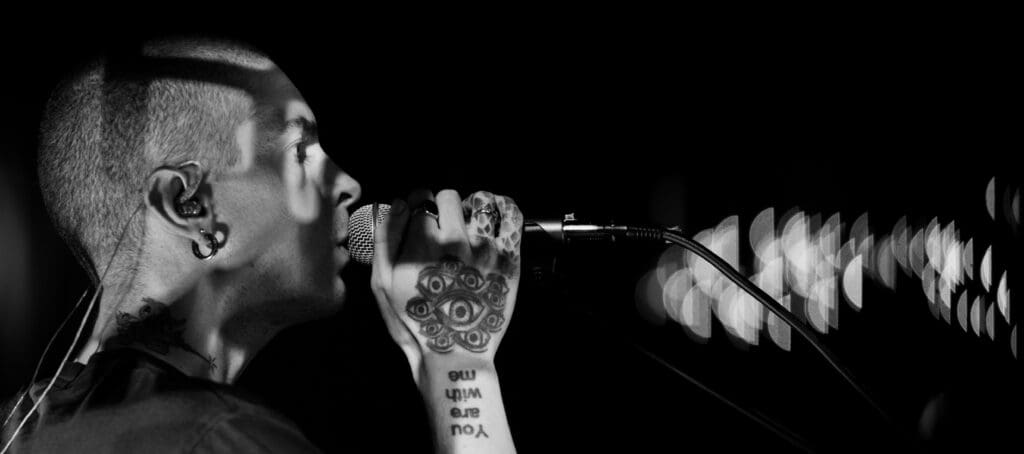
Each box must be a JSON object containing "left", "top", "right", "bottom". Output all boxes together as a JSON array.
[
  {"left": 334, "top": 171, "right": 361, "bottom": 211},
  {"left": 326, "top": 160, "right": 360, "bottom": 211}
]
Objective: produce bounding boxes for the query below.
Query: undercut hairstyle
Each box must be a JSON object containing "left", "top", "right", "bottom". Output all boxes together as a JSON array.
[{"left": 37, "top": 37, "right": 281, "bottom": 284}]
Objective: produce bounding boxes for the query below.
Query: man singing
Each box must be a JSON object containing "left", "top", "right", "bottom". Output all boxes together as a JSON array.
[{"left": 1, "top": 36, "right": 521, "bottom": 453}]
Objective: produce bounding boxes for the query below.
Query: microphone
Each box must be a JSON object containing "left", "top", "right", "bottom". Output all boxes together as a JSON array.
[{"left": 348, "top": 203, "right": 662, "bottom": 265}]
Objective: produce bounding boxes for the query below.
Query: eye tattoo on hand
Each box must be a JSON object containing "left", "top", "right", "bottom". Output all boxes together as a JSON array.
[{"left": 406, "top": 258, "right": 509, "bottom": 353}]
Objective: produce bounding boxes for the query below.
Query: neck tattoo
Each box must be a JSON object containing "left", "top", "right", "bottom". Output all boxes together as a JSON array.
[{"left": 110, "top": 297, "right": 217, "bottom": 372}]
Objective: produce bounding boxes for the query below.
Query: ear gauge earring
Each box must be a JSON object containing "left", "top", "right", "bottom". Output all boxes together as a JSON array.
[{"left": 192, "top": 228, "right": 220, "bottom": 260}]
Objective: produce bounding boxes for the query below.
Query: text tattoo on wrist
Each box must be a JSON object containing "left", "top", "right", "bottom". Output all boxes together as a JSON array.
[
  {"left": 447, "top": 369, "right": 488, "bottom": 439},
  {"left": 406, "top": 258, "right": 509, "bottom": 353}
]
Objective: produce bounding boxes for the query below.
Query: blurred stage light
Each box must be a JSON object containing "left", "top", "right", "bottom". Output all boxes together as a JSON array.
[
  {"left": 986, "top": 177, "right": 996, "bottom": 221},
  {"left": 662, "top": 268, "right": 690, "bottom": 324},
  {"left": 679, "top": 282, "right": 712, "bottom": 343},
  {"left": 767, "top": 294, "right": 792, "bottom": 351},
  {"left": 876, "top": 237, "right": 896, "bottom": 290},
  {"left": 997, "top": 271, "right": 1010, "bottom": 322},
  {"left": 971, "top": 296, "right": 983, "bottom": 337},
  {"left": 634, "top": 269, "right": 667, "bottom": 325},
  {"left": 981, "top": 245, "right": 992, "bottom": 292},
  {"left": 956, "top": 291, "right": 969, "bottom": 333},
  {"left": 638, "top": 175, "right": 1018, "bottom": 359},
  {"left": 961, "top": 238, "right": 974, "bottom": 281},
  {"left": 986, "top": 301, "right": 996, "bottom": 341},
  {"left": 892, "top": 216, "right": 910, "bottom": 276},
  {"left": 910, "top": 228, "right": 926, "bottom": 278},
  {"left": 843, "top": 255, "right": 864, "bottom": 311}
]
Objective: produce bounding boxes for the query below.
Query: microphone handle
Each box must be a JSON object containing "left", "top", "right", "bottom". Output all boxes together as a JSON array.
[{"left": 524, "top": 218, "right": 663, "bottom": 244}]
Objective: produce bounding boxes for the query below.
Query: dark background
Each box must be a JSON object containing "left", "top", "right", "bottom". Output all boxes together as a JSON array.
[{"left": 1, "top": 15, "right": 1020, "bottom": 453}]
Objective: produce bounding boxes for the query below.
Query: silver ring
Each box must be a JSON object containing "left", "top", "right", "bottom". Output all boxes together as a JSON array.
[
  {"left": 411, "top": 201, "right": 440, "bottom": 225},
  {"left": 473, "top": 208, "right": 496, "bottom": 217}
]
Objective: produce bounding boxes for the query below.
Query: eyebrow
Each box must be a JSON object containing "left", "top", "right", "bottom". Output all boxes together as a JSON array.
[{"left": 284, "top": 117, "right": 318, "bottom": 142}]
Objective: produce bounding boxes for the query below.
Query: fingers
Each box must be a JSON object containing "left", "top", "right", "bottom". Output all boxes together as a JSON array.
[
  {"left": 436, "top": 189, "right": 470, "bottom": 257},
  {"left": 462, "top": 191, "right": 500, "bottom": 250},
  {"left": 494, "top": 195, "right": 524, "bottom": 277},
  {"left": 372, "top": 199, "right": 409, "bottom": 296},
  {"left": 404, "top": 189, "right": 439, "bottom": 256}
]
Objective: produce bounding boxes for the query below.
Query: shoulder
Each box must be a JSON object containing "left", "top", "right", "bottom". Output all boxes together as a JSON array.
[
  {"left": 187, "top": 406, "right": 323, "bottom": 454},
  {"left": 125, "top": 377, "right": 321, "bottom": 453}
]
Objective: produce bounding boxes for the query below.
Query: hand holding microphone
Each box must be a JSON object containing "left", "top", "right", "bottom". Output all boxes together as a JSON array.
[{"left": 361, "top": 190, "right": 524, "bottom": 374}]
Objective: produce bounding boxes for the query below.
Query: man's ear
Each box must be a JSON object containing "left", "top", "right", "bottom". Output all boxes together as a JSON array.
[{"left": 145, "top": 162, "right": 210, "bottom": 239}]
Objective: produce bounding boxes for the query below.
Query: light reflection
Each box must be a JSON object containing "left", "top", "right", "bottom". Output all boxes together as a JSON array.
[
  {"left": 970, "top": 296, "right": 983, "bottom": 337},
  {"left": 1003, "top": 185, "right": 1018, "bottom": 227},
  {"left": 767, "top": 294, "right": 792, "bottom": 351},
  {"left": 680, "top": 285, "right": 712, "bottom": 342},
  {"left": 938, "top": 276, "right": 952, "bottom": 324},
  {"left": 852, "top": 213, "right": 874, "bottom": 278},
  {"left": 876, "top": 237, "right": 896, "bottom": 290},
  {"left": 661, "top": 268, "right": 688, "bottom": 323},
  {"left": 986, "top": 176, "right": 996, "bottom": 220},
  {"left": 925, "top": 218, "right": 942, "bottom": 273},
  {"left": 713, "top": 216, "right": 740, "bottom": 270},
  {"left": 644, "top": 181, "right": 1018, "bottom": 358},
  {"left": 909, "top": 228, "right": 926, "bottom": 278},
  {"left": 981, "top": 245, "right": 993, "bottom": 291},
  {"left": 807, "top": 277, "right": 836, "bottom": 333},
  {"left": 843, "top": 255, "right": 864, "bottom": 311},
  {"left": 962, "top": 238, "right": 974, "bottom": 281},
  {"left": 997, "top": 271, "right": 1010, "bottom": 322},
  {"left": 756, "top": 257, "right": 785, "bottom": 299},
  {"left": 736, "top": 289, "right": 762, "bottom": 345},
  {"left": 782, "top": 212, "right": 813, "bottom": 298},
  {"left": 986, "top": 301, "right": 996, "bottom": 340},
  {"left": 892, "top": 216, "right": 910, "bottom": 275},
  {"left": 750, "top": 207, "right": 775, "bottom": 265},
  {"left": 715, "top": 283, "right": 760, "bottom": 345},
  {"left": 850, "top": 213, "right": 869, "bottom": 252},
  {"left": 956, "top": 291, "right": 969, "bottom": 333},
  {"left": 821, "top": 213, "right": 842, "bottom": 269},
  {"left": 689, "top": 228, "right": 719, "bottom": 297},
  {"left": 1013, "top": 189, "right": 1021, "bottom": 226},
  {"left": 1012, "top": 326, "right": 1018, "bottom": 359},
  {"left": 939, "top": 224, "right": 961, "bottom": 288},
  {"left": 922, "top": 267, "right": 937, "bottom": 306},
  {"left": 656, "top": 246, "right": 686, "bottom": 287},
  {"left": 634, "top": 269, "right": 667, "bottom": 325}
]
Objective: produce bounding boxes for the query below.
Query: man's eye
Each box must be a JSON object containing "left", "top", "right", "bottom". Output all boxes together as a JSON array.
[{"left": 296, "top": 141, "right": 309, "bottom": 164}]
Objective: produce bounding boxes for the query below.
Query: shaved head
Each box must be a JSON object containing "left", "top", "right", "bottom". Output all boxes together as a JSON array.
[{"left": 37, "top": 37, "right": 287, "bottom": 283}]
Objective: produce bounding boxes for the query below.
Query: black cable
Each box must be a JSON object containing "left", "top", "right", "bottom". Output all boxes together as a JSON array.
[
  {"left": 662, "top": 230, "right": 896, "bottom": 430},
  {"left": 573, "top": 306, "right": 816, "bottom": 452},
  {"left": 1, "top": 289, "right": 91, "bottom": 430}
]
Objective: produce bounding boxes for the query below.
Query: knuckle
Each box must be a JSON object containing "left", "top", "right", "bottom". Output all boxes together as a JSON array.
[
  {"left": 437, "top": 189, "right": 461, "bottom": 201},
  {"left": 469, "top": 190, "right": 495, "bottom": 201},
  {"left": 437, "top": 230, "right": 465, "bottom": 247}
]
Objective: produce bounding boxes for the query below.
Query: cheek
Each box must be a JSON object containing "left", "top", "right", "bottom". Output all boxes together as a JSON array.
[{"left": 283, "top": 163, "right": 320, "bottom": 222}]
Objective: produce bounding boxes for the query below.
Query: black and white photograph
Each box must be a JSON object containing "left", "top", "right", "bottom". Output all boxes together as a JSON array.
[{"left": 0, "top": 15, "right": 1019, "bottom": 453}]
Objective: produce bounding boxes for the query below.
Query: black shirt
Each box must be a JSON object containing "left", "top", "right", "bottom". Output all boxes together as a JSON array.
[{"left": 1, "top": 348, "right": 321, "bottom": 453}]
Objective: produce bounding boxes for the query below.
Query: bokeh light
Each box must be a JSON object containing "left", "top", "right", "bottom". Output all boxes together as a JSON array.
[
  {"left": 981, "top": 245, "right": 992, "bottom": 292},
  {"left": 640, "top": 175, "right": 1017, "bottom": 359},
  {"left": 956, "top": 291, "right": 969, "bottom": 333},
  {"left": 986, "top": 177, "right": 996, "bottom": 221},
  {"left": 997, "top": 271, "right": 1010, "bottom": 322}
]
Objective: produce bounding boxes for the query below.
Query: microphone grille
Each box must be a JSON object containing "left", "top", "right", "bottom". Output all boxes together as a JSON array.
[{"left": 349, "top": 203, "right": 391, "bottom": 265}]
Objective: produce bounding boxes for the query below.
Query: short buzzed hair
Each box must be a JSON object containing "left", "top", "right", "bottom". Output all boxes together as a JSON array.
[{"left": 37, "top": 37, "right": 278, "bottom": 283}]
